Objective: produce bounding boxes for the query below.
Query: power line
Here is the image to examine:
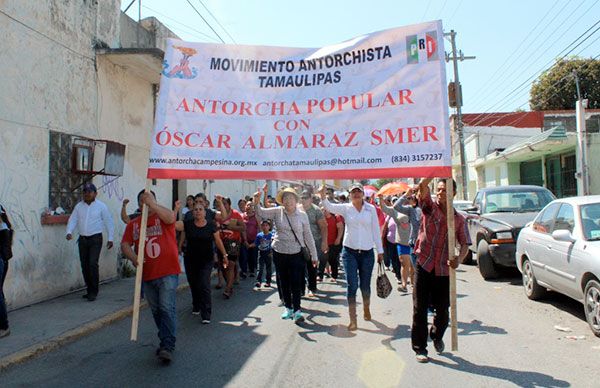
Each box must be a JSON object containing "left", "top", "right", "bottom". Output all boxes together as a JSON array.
[
  {"left": 0, "top": 9, "right": 94, "bottom": 61},
  {"left": 472, "top": 0, "right": 599, "bottom": 113},
  {"left": 474, "top": 53, "right": 600, "bottom": 129},
  {"left": 142, "top": 5, "right": 221, "bottom": 42},
  {"left": 420, "top": 0, "right": 432, "bottom": 22},
  {"left": 185, "top": 0, "right": 227, "bottom": 43},
  {"left": 445, "top": 0, "right": 464, "bottom": 27},
  {"left": 467, "top": 1, "right": 563, "bottom": 102},
  {"left": 196, "top": 0, "right": 237, "bottom": 44},
  {"left": 468, "top": 18, "right": 600, "bottom": 122},
  {"left": 469, "top": 0, "right": 578, "bottom": 109}
]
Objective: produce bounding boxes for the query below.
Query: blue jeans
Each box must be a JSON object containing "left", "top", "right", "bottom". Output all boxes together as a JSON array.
[
  {"left": 342, "top": 247, "right": 375, "bottom": 299},
  {"left": 0, "top": 258, "right": 8, "bottom": 330},
  {"left": 143, "top": 274, "right": 179, "bottom": 351}
]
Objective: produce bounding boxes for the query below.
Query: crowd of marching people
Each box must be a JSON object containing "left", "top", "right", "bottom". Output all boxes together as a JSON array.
[{"left": 0, "top": 178, "right": 469, "bottom": 365}]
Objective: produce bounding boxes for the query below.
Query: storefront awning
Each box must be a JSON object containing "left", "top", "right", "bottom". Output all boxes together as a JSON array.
[{"left": 474, "top": 126, "right": 574, "bottom": 167}]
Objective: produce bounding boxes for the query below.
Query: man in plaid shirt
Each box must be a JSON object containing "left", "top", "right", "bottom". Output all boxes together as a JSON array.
[{"left": 411, "top": 178, "right": 469, "bottom": 363}]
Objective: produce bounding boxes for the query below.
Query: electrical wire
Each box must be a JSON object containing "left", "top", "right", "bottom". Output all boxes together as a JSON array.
[
  {"left": 142, "top": 4, "right": 221, "bottom": 42},
  {"left": 196, "top": 0, "right": 237, "bottom": 44},
  {"left": 420, "top": 0, "right": 432, "bottom": 22},
  {"left": 0, "top": 9, "right": 94, "bottom": 61},
  {"left": 467, "top": 1, "right": 563, "bottom": 102},
  {"left": 468, "top": 18, "right": 600, "bottom": 123},
  {"left": 469, "top": 0, "right": 586, "bottom": 110},
  {"left": 472, "top": 53, "right": 600, "bottom": 129},
  {"left": 185, "top": 0, "right": 226, "bottom": 43}
]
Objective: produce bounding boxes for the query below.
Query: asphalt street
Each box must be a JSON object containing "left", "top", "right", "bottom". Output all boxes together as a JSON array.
[{"left": 1, "top": 264, "right": 598, "bottom": 387}]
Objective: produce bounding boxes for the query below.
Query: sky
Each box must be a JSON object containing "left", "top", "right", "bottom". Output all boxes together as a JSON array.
[{"left": 121, "top": 0, "right": 600, "bottom": 114}]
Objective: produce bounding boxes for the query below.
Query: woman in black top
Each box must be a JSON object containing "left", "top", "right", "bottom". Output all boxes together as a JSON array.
[{"left": 176, "top": 203, "right": 228, "bottom": 323}]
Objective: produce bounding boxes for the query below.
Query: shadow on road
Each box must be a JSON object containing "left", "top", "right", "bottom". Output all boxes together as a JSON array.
[
  {"left": 430, "top": 353, "right": 570, "bottom": 388},
  {"left": 535, "top": 291, "right": 586, "bottom": 322},
  {"left": 458, "top": 319, "right": 507, "bottom": 336}
]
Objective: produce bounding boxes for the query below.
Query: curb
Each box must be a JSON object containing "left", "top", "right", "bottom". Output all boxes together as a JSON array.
[{"left": 0, "top": 283, "right": 190, "bottom": 372}]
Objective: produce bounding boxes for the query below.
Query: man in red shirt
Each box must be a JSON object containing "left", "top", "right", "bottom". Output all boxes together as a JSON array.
[
  {"left": 121, "top": 190, "right": 180, "bottom": 365},
  {"left": 411, "top": 178, "right": 469, "bottom": 363}
]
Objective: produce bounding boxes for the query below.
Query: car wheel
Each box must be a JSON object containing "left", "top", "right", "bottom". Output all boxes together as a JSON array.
[
  {"left": 584, "top": 279, "right": 600, "bottom": 338},
  {"left": 521, "top": 257, "right": 545, "bottom": 300},
  {"left": 477, "top": 240, "right": 499, "bottom": 279},
  {"left": 461, "top": 250, "right": 474, "bottom": 265}
]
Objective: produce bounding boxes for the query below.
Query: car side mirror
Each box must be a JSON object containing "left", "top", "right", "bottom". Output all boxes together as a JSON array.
[
  {"left": 552, "top": 229, "right": 575, "bottom": 243},
  {"left": 465, "top": 206, "right": 479, "bottom": 214}
]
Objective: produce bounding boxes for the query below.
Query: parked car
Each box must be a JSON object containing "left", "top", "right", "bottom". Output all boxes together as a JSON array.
[
  {"left": 466, "top": 185, "right": 555, "bottom": 279},
  {"left": 454, "top": 200, "right": 472, "bottom": 212},
  {"left": 515, "top": 196, "right": 600, "bottom": 337}
]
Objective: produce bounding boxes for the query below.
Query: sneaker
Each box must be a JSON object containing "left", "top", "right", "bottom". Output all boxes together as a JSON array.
[
  {"left": 307, "top": 290, "right": 316, "bottom": 298},
  {"left": 397, "top": 285, "right": 407, "bottom": 293},
  {"left": 281, "top": 308, "right": 294, "bottom": 320},
  {"left": 316, "top": 276, "right": 322, "bottom": 282},
  {"left": 87, "top": 295, "right": 97, "bottom": 302},
  {"left": 330, "top": 278, "right": 337, "bottom": 283},
  {"left": 293, "top": 310, "right": 305, "bottom": 324},
  {"left": 434, "top": 339, "right": 445, "bottom": 354},
  {"left": 254, "top": 282, "right": 261, "bottom": 288},
  {"left": 0, "top": 328, "right": 10, "bottom": 338},
  {"left": 415, "top": 353, "right": 429, "bottom": 363},
  {"left": 157, "top": 349, "right": 172, "bottom": 364},
  {"left": 202, "top": 319, "right": 211, "bottom": 324},
  {"left": 192, "top": 310, "right": 200, "bottom": 316},
  {"left": 265, "top": 283, "right": 272, "bottom": 288}
]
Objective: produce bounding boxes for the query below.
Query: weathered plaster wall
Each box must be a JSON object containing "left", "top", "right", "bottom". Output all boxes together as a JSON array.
[{"left": 0, "top": 0, "right": 166, "bottom": 309}]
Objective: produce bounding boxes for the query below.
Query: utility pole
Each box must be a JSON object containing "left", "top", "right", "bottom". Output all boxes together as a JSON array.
[
  {"left": 445, "top": 30, "right": 475, "bottom": 201},
  {"left": 574, "top": 71, "right": 590, "bottom": 196}
]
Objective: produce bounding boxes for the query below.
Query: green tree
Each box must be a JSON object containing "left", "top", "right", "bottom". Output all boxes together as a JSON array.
[
  {"left": 359, "top": 179, "right": 370, "bottom": 186},
  {"left": 529, "top": 57, "right": 600, "bottom": 110}
]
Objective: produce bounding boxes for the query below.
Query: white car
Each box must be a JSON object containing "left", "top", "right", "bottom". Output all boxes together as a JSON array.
[{"left": 516, "top": 196, "right": 600, "bottom": 337}]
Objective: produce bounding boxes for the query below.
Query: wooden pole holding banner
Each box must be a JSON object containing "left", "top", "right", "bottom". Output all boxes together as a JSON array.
[
  {"left": 130, "top": 181, "right": 151, "bottom": 341},
  {"left": 445, "top": 178, "right": 458, "bottom": 351}
]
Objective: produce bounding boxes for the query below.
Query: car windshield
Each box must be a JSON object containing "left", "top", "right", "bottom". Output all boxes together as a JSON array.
[
  {"left": 454, "top": 201, "right": 471, "bottom": 211},
  {"left": 580, "top": 203, "right": 600, "bottom": 240},
  {"left": 484, "top": 190, "right": 554, "bottom": 213}
]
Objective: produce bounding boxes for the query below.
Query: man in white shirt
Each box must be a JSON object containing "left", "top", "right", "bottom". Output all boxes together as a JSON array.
[{"left": 66, "top": 183, "right": 114, "bottom": 301}]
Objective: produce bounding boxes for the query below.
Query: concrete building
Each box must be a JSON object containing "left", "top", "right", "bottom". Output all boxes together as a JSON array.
[
  {"left": 453, "top": 110, "right": 600, "bottom": 199},
  {"left": 0, "top": 1, "right": 268, "bottom": 310}
]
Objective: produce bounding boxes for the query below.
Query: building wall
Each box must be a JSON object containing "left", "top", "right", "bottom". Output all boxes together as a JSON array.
[
  {"left": 586, "top": 133, "right": 600, "bottom": 195},
  {"left": 458, "top": 126, "right": 540, "bottom": 199},
  {"left": 0, "top": 1, "right": 172, "bottom": 309}
]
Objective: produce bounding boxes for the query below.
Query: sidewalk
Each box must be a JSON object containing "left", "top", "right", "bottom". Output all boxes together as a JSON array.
[{"left": 0, "top": 276, "right": 188, "bottom": 371}]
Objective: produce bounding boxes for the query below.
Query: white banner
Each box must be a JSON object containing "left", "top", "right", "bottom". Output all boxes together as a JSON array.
[{"left": 148, "top": 21, "right": 451, "bottom": 180}]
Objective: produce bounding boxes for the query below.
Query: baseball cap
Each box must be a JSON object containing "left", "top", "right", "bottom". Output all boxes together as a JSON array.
[
  {"left": 348, "top": 183, "right": 364, "bottom": 193},
  {"left": 300, "top": 190, "right": 312, "bottom": 199},
  {"left": 83, "top": 183, "right": 97, "bottom": 193}
]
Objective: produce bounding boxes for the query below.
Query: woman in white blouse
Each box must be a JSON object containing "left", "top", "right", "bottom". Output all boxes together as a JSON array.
[
  {"left": 319, "top": 183, "right": 383, "bottom": 331},
  {"left": 253, "top": 187, "right": 318, "bottom": 324}
]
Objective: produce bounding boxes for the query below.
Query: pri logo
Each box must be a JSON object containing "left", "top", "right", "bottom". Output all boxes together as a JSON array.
[
  {"left": 162, "top": 46, "right": 198, "bottom": 79},
  {"left": 406, "top": 31, "right": 439, "bottom": 64}
]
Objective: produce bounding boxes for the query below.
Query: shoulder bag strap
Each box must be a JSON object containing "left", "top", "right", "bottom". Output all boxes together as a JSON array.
[{"left": 284, "top": 211, "right": 304, "bottom": 247}]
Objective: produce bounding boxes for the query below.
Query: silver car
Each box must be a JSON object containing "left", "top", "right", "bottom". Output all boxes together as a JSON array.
[{"left": 516, "top": 195, "right": 600, "bottom": 337}]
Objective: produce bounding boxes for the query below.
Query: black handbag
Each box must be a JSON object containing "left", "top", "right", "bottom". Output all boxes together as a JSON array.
[
  {"left": 376, "top": 262, "right": 392, "bottom": 299},
  {"left": 284, "top": 212, "right": 311, "bottom": 263}
]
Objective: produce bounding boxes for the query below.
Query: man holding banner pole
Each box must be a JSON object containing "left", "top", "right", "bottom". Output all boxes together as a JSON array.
[
  {"left": 122, "top": 191, "right": 181, "bottom": 364},
  {"left": 411, "top": 178, "right": 468, "bottom": 363}
]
